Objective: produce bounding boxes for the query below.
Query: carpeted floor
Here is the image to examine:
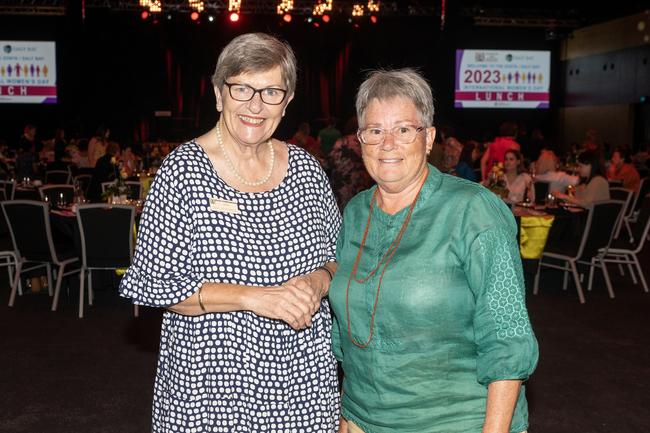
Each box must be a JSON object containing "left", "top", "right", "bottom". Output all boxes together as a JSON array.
[{"left": 1, "top": 248, "right": 649, "bottom": 433}]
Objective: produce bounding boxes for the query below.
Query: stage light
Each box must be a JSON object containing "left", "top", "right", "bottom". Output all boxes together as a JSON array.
[
  {"left": 307, "top": 16, "right": 313, "bottom": 23},
  {"left": 314, "top": 22, "right": 320, "bottom": 28},
  {"left": 229, "top": 12, "right": 240, "bottom": 22},
  {"left": 370, "top": 15, "right": 378, "bottom": 24},
  {"left": 283, "top": 13, "right": 292, "bottom": 23},
  {"left": 190, "top": 11, "right": 199, "bottom": 21},
  {"left": 166, "top": 13, "right": 172, "bottom": 20},
  {"left": 141, "top": 10, "right": 149, "bottom": 20},
  {"left": 207, "top": 15, "right": 215, "bottom": 22},
  {"left": 322, "top": 14, "right": 330, "bottom": 23}
]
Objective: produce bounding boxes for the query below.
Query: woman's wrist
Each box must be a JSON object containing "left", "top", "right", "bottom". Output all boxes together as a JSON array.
[{"left": 314, "top": 266, "right": 333, "bottom": 297}]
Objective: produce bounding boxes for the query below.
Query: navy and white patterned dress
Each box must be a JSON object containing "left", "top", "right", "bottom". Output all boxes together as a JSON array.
[{"left": 119, "top": 141, "right": 341, "bottom": 432}]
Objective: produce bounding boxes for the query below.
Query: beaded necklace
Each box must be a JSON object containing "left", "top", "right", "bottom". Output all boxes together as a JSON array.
[
  {"left": 345, "top": 175, "right": 426, "bottom": 349},
  {"left": 216, "top": 121, "right": 275, "bottom": 187}
]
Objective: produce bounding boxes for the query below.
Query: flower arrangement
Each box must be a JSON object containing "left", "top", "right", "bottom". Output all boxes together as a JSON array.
[
  {"left": 101, "top": 157, "right": 130, "bottom": 203},
  {"left": 487, "top": 162, "right": 508, "bottom": 198}
]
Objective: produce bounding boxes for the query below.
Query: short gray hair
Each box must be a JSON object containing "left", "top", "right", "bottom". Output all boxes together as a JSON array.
[
  {"left": 356, "top": 68, "right": 434, "bottom": 128},
  {"left": 211, "top": 33, "right": 297, "bottom": 95}
]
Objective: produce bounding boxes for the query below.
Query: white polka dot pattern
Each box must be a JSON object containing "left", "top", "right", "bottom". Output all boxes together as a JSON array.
[{"left": 120, "top": 142, "right": 342, "bottom": 432}]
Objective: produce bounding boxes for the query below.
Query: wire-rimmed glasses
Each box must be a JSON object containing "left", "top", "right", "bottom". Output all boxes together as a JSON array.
[{"left": 357, "top": 125, "right": 425, "bottom": 145}]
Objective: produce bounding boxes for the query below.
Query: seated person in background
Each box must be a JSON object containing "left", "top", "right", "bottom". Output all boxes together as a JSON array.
[
  {"left": 445, "top": 137, "right": 477, "bottom": 181},
  {"left": 503, "top": 149, "right": 534, "bottom": 203},
  {"left": 15, "top": 141, "right": 37, "bottom": 181},
  {"left": 121, "top": 145, "right": 141, "bottom": 178},
  {"left": 87, "top": 141, "right": 121, "bottom": 202},
  {"left": 607, "top": 147, "right": 640, "bottom": 192},
  {"left": 288, "top": 121, "right": 320, "bottom": 158},
  {"left": 554, "top": 150, "right": 609, "bottom": 207},
  {"left": 534, "top": 149, "right": 580, "bottom": 193},
  {"left": 480, "top": 121, "right": 520, "bottom": 180}
]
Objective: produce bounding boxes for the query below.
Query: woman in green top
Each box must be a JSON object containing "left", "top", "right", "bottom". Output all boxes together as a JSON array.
[{"left": 329, "top": 68, "right": 539, "bottom": 433}]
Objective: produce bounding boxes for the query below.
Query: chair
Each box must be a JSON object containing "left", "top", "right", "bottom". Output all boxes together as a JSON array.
[
  {"left": 76, "top": 204, "right": 138, "bottom": 318},
  {"left": 623, "top": 177, "right": 649, "bottom": 242},
  {"left": 73, "top": 174, "right": 92, "bottom": 197},
  {"left": 533, "top": 180, "right": 550, "bottom": 204},
  {"left": 0, "top": 180, "right": 15, "bottom": 200},
  {"left": 1, "top": 200, "right": 80, "bottom": 309},
  {"left": 39, "top": 184, "right": 75, "bottom": 206},
  {"left": 0, "top": 202, "right": 21, "bottom": 295},
  {"left": 608, "top": 188, "right": 634, "bottom": 239},
  {"left": 600, "top": 194, "right": 650, "bottom": 293},
  {"left": 45, "top": 170, "right": 71, "bottom": 185},
  {"left": 533, "top": 200, "right": 625, "bottom": 303},
  {"left": 101, "top": 180, "right": 141, "bottom": 200}
]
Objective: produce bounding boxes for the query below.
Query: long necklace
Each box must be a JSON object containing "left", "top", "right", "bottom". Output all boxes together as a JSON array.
[
  {"left": 216, "top": 121, "right": 275, "bottom": 187},
  {"left": 345, "top": 177, "right": 426, "bottom": 349}
]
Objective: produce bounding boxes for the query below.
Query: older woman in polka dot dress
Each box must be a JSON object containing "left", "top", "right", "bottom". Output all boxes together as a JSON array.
[{"left": 120, "top": 33, "right": 341, "bottom": 432}]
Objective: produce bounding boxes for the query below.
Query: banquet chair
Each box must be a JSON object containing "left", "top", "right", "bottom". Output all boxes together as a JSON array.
[
  {"left": 45, "top": 170, "right": 71, "bottom": 185},
  {"left": 73, "top": 174, "right": 92, "bottom": 197},
  {"left": 608, "top": 188, "right": 634, "bottom": 239},
  {"left": 76, "top": 204, "right": 138, "bottom": 318},
  {"left": 533, "top": 199, "right": 625, "bottom": 303},
  {"left": 0, "top": 180, "right": 15, "bottom": 201},
  {"left": 40, "top": 184, "right": 75, "bottom": 206},
  {"left": 1, "top": 200, "right": 80, "bottom": 308},
  {"left": 533, "top": 180, "right": 550, "bottom": 204},
  {"left": 623, "top": 177, "right": 649, "bottom": 242},
  {"left": 600, "top": 194, "right": 650, "bottom": 293},
  {"left": 0, "top": 203, "right": 20, "bottom": 296}
]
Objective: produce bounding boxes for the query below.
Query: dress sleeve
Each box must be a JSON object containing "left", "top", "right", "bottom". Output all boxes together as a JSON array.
[
  {"left": 462, "top": 191, "right": 539, "bottom": 385},
  {"left": 119, "top": 154, "right": 204, "bottom": 307},
  {"left": 320, "top": 165, "right": 342, "bottom": 263}
]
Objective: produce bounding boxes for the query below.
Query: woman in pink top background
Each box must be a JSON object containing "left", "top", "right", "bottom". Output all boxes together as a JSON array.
[{"left": 481, "top": 121, "right": 521, "bottom": 180}]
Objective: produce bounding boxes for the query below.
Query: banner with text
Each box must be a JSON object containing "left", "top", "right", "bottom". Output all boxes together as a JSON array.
[
  {"left": 0, "top": 41, "right": 57, "bottom": 104},
  {"left": 455, "top": 49, "right": 550, "bottom": 109}
]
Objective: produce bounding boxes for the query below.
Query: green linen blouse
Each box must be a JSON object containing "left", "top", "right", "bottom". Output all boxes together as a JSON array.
[{"left": 330, "top": 165, "right": 539, "bottom": 433}]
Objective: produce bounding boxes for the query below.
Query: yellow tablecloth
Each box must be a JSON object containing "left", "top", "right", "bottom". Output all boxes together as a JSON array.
[{"left": 519, "top": 215, "right": 555, "bottom": 259}]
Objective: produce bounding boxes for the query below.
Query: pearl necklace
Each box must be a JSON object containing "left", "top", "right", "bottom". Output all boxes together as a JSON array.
[{"left": 216, "top": 122, "right": 275, "bottom": 187}]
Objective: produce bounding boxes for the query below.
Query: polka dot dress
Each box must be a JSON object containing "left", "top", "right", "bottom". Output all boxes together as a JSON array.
[{"left": 120, "top": 141, "right": 341, "bottom": 432}]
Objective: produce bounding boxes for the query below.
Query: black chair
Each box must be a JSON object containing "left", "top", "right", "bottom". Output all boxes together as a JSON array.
[
  {"left": 623, "top": 178, "right": 650, "bottom": 241},
  {"left": 73, "top": 174, "right": 92, "bottom": 197},
  {"left": 0, "top": 180, "right": 15, "bottom": 200},
  {"left": 76, "top": 204, "right": 138, "bottom": 318},
  {"left": 608, "top": 187, "right": 634, "bottom": 239},
  {"left": 534, "top": 200, "right": 625, "bottom": 303},
  {"left": 533, "top": 180, "right": 550, "bottom": 204},
  {"left": 39, "top": 184, "right": 75, "bottom": 206},
  {"left": 45, "top": 170, "right": 71, "bottom": 185},
  {"left": 1, "top": 200, "right": 80, "bottom": 308},
  {"left": 0, "top": 200, "right": 20, "bottom": 294},
  {"left": 601, "top": 194, "right": 650, "bottom": 294}
]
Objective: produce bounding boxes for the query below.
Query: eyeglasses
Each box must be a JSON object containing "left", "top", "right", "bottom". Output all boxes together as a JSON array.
[
  {"left": 357, "top": 125, "right": 425, "bottom": 145},
  {"left": 224, "top": 82, "right": 288, "bottom": 105}
]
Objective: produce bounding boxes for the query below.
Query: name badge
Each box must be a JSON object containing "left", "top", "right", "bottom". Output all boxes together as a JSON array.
[{"left": 209, "top": 197, "right": 240, "bottom": 214}]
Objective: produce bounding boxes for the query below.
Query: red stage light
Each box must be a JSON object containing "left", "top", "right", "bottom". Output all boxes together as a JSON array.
[
  {"left": 322, "top": 14, "right": 330, "bottom": 23},
  {"left": 190, "top": 11, "right": 199, "bottom": 21},
  {"left": 283, "top": 13, "right": 292, "bottom": 23},
  {"left": 141, "top": 10, "right": 149, "bottom": 20},
  {"left": 370, "top": 15, "right": 378, "bottom": 24},
  {"left": 313, "top": 22, "right": 320, "bottom": 28},
  {"left": 229, "top": 12, "right": 240, "bottom": 22}
]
